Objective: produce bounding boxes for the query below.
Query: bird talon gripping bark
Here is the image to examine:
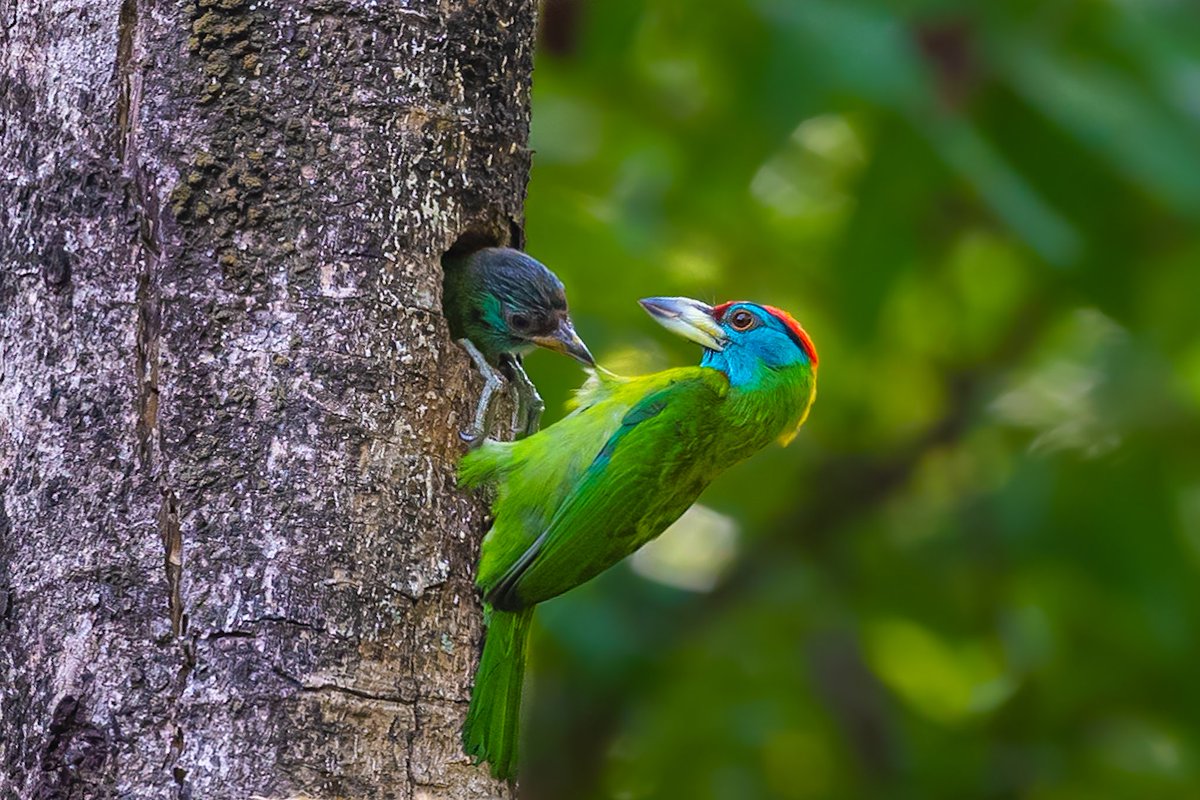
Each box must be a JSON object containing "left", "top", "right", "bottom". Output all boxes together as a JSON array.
[
  {"left": 522, "top": 391, "right": 545, "bottom": 439},
  {"left": 457, "top": 338, "right": 507, "bottom": 444},
  {"left": 500, "top": 355, "right": 545, "bottom": 438}
]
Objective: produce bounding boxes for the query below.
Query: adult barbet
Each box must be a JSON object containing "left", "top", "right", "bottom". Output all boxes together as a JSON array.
[{"left": 459, "top": 296, "right": 818, "bottom": 779}]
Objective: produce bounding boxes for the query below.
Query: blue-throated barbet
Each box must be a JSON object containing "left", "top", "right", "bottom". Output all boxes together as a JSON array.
[{"left": 458, "top": 296, "right": 818, "bottom": 779}]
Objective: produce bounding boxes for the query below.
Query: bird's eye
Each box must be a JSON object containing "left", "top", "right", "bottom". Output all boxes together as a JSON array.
[
  {"left": 509, "top": 312, "right": 532, "bottom": 332},
  {"left": 729, "top": 309, "right": 757, "bottom": 331}
]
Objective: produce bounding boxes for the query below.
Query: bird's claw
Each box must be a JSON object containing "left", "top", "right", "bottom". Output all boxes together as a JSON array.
[
  {"left": 458, "top": 342, "right": 547, "bottom": 444},
  {"left": 502, "top": 356, "right": 544, "bottom": 439},
  {"left": 456, "top": 338, "right": 510, "bottom": 446},
  {"left": 460, "top": 430, "right": 499, "bottom": 449},
  {"left": 508, "top": 382, "right": 523, "bottom": 436}
]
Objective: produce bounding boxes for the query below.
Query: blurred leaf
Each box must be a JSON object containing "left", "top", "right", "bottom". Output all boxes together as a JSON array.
[
  {"left": 864, "top": 617, "right": 1013, "bottom": 725},
  {"left": 1001, "top": 43, "right": 1200, "bottom": 217}
]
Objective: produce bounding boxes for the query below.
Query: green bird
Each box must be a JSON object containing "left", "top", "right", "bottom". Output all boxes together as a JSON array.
[
  {"left": 458, "top": 296, "right": 819, "bottom": 779},
  {"left": 443, "top": 247, "right": 595, "bottom": 441}
]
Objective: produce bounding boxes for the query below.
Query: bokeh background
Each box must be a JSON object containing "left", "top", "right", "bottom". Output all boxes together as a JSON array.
[{"left": 513, "top": 1, "right": 1200, "bottom": 797}]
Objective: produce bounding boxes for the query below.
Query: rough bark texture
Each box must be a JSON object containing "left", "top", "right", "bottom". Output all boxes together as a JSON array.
[{"left": 0, "top": 1, "right": 535, "bottom": 797}]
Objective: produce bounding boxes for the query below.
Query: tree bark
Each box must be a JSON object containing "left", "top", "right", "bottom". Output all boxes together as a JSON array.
[{"left": 0, "top": 1, "right": 534, "bottom": 797}]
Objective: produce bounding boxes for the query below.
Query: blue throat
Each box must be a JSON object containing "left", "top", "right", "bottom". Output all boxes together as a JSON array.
[
  {"left": 700, "top": 335, "right": 809, "bottom": 388},
  {"left": 701, "top": 348, "right": 757, "bottom": 387}
]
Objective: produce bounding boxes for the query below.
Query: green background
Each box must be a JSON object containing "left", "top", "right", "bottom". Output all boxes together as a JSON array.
[{"left": 513, "top": 1, "right": 1200, "bottom": 797}]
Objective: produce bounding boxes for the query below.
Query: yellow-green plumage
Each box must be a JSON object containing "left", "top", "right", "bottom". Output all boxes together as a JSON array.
[{"left": 460, "top": 298, "right": 818, "bottom": 779}]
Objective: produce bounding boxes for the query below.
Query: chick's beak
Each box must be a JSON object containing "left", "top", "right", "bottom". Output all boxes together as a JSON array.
[
  {"left": 639, "top": 296, "right": 727, "bottom": 351},
  {"left": 531, "top": 317, "right": 596, "bottom": 366}
]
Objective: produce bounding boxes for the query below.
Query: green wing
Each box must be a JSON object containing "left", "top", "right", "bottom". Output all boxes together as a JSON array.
[
  {"left": 473, "top": 366, "right": 712, "bottom": 592},
  {"left": 484, "top": 372, "right": 728, "bottom": 610}
]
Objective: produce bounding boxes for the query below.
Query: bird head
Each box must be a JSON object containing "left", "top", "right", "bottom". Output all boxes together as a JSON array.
[
  {"left": 639, "top": 296, "right": 817, "bottom": 381},
  {"left": 472, "top": 248, "right": 595, "bottom": 366}
]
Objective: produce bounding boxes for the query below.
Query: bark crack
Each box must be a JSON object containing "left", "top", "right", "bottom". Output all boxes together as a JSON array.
[
  {"left": 114, "top": 0, "right": 137, "bottom": 161},
  {"left": 406, "top": 702, "right": 420, "bottom": 800},
  {"left": 159, "top": 491, "right": 184, "bottom": 638},
  {"left": 301, "top": 684, "right": 410, "bottom": 705},
  {"left": 116, "top": 2, "right": 193, "bottom": 788},
  {"left": 127, "top": 0, "right": 162, "bottom": 481},
  {"left": 271, "top": 667, "right": 411, "bottom": 706},
  {"left": 134, "top": 266, "right": 160, "bottom": 473},
  {"left": 252, "top": 614, "right": 322, "bottom": 631}
]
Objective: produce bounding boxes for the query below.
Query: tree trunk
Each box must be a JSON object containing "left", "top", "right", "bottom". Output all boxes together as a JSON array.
[{"left": 0, "top": 1, "right": 534, "bottom": 797}]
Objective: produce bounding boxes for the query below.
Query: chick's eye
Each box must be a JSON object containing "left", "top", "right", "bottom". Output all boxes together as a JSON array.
[
  {"left": 509, "top": 312, "right": 532, "bottom": 332},
  {"left": 729, "top": 309, "right": 757, "bottom": 331}
]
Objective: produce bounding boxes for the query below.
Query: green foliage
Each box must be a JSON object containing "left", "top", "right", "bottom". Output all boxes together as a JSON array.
[{"left": 517, "top": 1, "right": 1200, "bottom": 796}]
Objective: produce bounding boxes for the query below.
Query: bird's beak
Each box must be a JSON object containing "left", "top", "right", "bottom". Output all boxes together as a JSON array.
[
  {"left": 639, "top": 296, "right": 727, "bottom": 351},
  {"left": 531, "top": 318, "right": 596, "bottom": 366}
]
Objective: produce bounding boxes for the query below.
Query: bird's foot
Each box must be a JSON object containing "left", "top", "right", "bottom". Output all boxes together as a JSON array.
[
  {"left": 457, "top": 338, "right": 507, "bottom": 445},
  {"left": 502, "top": 356, "right": 545, "bottom": 438}
]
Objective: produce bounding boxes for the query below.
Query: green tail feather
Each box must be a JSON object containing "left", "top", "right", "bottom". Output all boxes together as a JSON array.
[{"left": 463, "top": 607, "right": 534, "bottom": 780}]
